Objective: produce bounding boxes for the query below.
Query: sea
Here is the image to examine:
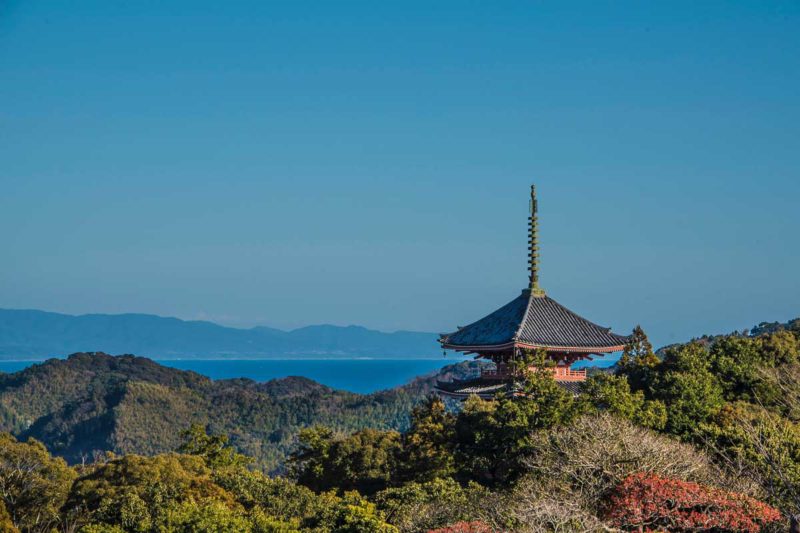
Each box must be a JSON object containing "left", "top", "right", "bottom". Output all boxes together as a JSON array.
[{"left": 0, "top": 356, "right": 618, "bottom": 394}]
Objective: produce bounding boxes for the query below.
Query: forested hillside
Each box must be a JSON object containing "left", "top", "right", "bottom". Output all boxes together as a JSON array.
[
  {"left": 0, "top": 352, "right": 479, "bottom": 472},
  {"left": 1, "top": 319, "right": 799, "bottom": 532}
]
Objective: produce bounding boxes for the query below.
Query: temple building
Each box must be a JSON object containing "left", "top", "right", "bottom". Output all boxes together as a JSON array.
[{"left": 436, "top": 185, "right": 629, "bottom": 399}]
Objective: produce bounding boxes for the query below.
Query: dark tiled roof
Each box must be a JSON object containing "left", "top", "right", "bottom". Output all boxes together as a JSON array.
[
  {"left": 442, "top": 293, "right": 529, "bottom": 348},
  {"left": 556, "top": 381, "right": 584, "bottom": 395},
  {"left": 441, "top": 290, "right": 628, "bottom": 352}
]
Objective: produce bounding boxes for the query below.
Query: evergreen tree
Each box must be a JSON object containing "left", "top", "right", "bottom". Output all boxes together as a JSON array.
[
  {"left": 652, "top": 342, "right": 725, "bottom": 437},
  {"left": 453, "top": 350, "right": 579, "bottom": 486},
  {"left": 178, "top": 423, "right": 251, "bottom": 468},
  {"left": 289, "top": 427, "right": 401, "bottom": 495},
  {"left": 287, "top": 426, "right": 335, "bottom": 492},
  {"left": 400, "top": 396, "right": 456, "bottom": 482},
  {"left": 580, "top": 373, "right": 667, "bottom": 430},
  {"left": 0, "top": 434, "right": 76, "bottom": 532},
  {"left": 617, "top": 325, "right": 660, "bottom": 391}
]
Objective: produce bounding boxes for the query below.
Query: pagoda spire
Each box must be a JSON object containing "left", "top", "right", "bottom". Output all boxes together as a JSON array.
[{"left": 528, "top": 185, "right": 545, "bottom": 297}]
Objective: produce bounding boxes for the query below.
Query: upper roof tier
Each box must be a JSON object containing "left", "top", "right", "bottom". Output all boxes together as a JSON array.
[
  {"left": 440, "top": 290, "right": 629, "bottom": 353},
  {"left": 440, "top": 185, "right": 629, "bottom": 355}
]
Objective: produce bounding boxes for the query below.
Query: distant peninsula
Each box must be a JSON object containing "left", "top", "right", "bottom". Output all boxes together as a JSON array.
[{"left": 0, "top": 309, "right": 441, "bottom": 360}]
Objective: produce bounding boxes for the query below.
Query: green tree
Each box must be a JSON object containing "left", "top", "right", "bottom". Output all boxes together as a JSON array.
[
  {"left": 707, "top": 335, "right": 765, "bottom": 401},
  {"left": 161, "top": 499, "right": 250, "bottom": 533},
  {"left": 616, "top": 325, "right": 660, "bottom": 391},
  {"left": 308, "top": 491, "right": 398, "bottom": 533},
  {"left": 288, "top": 426, "right": 335, "bottom": 492},
  {"left": 757, "top": 330, "right": 800, "bottom": 366},
  {"left": 79, "top": 524, "right": 126, "bottom": 533},
  {"left": 512, "top": 349, "right": 580, "bottom": 426},
  {"left": 580, "top": 373, "right": 666, "bottom": 430},
  {"left": 178, "top": 423, "right": 251, "bottom": 468},
  {"left": 289, "top": 428, "right": 401, "bottom": 495},
  {"left": 0, "top": 500, "right": 19, "bottom": 533},
  {"left": 453, "top": 352, "right": 579, "bottom": 486},
  {"left": 399, "top": 396, "right": 456, "bottom": 482},
  {"left": 652, "top": 343, "right": 725, "bottom": 437},
  {"left": 65, "top": 453, "right": 236, "bottom": 532},
  {"left": 0, "top": 433, "right": 76, "bottom": 532},
  {"left": 214, "top": 468, "right": 321, "bottom": 525},
  {"left": 248, "top": 507, "right": 301, "bottom": 532}
]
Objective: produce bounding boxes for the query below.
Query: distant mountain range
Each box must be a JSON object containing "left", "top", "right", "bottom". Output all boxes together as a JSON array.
[{"left": 0, "top": 309, "right": 442, "bottom": 360}]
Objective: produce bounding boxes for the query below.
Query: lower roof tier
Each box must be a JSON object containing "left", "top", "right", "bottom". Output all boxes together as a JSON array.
[
  {"left": 435, "top": 377, "right": 583, "bottom": 399},
  {"left": 440, "top": 290, "right": 629, "bottom": 354}
]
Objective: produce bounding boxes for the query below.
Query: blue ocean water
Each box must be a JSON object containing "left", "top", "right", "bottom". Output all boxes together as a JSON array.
[
  {"left": 0, "top": 356, "right": 619, "bottom": 394},
  {"left": 160, "top": 359, "right": 460, "bottom": 393},
  {"left": 0, "top": 359, "right": 462, "bottom": 394}
]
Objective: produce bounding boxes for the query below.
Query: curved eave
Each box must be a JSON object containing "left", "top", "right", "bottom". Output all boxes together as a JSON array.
[
  {"left": 440, "top": 340, "right": 625, "bottom": 354},
  {"left": 514, "top": 340, "right": 626, "bottom": 354},
  {"left": 435, "top": 389, "right": 501, "bottom": 400},
  {"left": 434, "top": 379, "right": 584, "bottom": 399}
]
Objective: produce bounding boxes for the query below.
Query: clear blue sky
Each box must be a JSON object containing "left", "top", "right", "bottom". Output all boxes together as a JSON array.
[{"left": 1, "top": 1, "right": 798, "bottom": 347}]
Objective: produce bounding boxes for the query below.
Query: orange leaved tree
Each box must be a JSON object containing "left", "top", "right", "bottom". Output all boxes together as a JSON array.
[{"left": 605, "top": 472, "right": 782, "bottom": 532}]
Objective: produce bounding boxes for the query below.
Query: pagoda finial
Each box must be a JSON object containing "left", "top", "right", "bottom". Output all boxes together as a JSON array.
[{"left": 528, "top": 184, "right": 545, "bottom": 297}]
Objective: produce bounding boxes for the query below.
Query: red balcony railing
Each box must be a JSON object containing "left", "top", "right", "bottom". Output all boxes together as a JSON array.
[
  {"left": 480, "top": 365, "right": 587, "bottom": 382},
  {"left": 551, "top": 366, "right": 587, "bottom": 382}
]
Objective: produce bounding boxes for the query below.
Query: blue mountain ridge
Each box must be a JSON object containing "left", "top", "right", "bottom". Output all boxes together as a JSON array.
[{"left": 0, "top": 308, "right": 441, "bottom": 360}]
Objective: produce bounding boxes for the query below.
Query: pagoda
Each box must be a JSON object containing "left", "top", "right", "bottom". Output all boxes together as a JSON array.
[{"left": 436, "top": 185, "right": 629, "bottom": 399}]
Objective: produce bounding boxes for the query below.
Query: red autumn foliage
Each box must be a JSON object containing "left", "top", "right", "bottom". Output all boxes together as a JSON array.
[
  {"left": 605, "top": 472, "right": 782, "bottom": 532},
  {"left": 427, "top": 521, "right": 495, "bottom": 533}
]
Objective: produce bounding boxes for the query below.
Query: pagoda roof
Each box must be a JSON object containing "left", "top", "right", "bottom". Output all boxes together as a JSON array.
[
  {"left": 440, "top": 290, "right": 629, "bottom": 354},
  {"left": 435, "top": 376, "right": 584, "bottom": 399}
]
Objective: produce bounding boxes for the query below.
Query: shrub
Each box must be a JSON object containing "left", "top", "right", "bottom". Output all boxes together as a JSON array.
[{"left": 605, "top": 473, "right": 782, "bottom": 533}]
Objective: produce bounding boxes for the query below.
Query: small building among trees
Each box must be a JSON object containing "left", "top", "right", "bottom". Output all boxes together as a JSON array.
[{"left": 436, "top": 185, "right": 630, "bottom": 399}]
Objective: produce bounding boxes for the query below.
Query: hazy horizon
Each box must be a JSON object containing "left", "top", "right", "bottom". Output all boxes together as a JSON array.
[
  {"left": 1, "top": 306, "right": 442, "bottom": 334},
  {"left": 2, "top": 2, "right": 798, "bottom": 349},
  {"left": 1, "top": 304, "right": 791, "bottom": 353}
]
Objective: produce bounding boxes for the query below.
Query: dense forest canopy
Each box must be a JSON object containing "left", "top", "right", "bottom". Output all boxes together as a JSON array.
[
  {"left": 0, "top": 316, "right": 799, "bottom": 532},
  {"left": 0, "top": 352, "right": 482, "bottom": 472}
]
